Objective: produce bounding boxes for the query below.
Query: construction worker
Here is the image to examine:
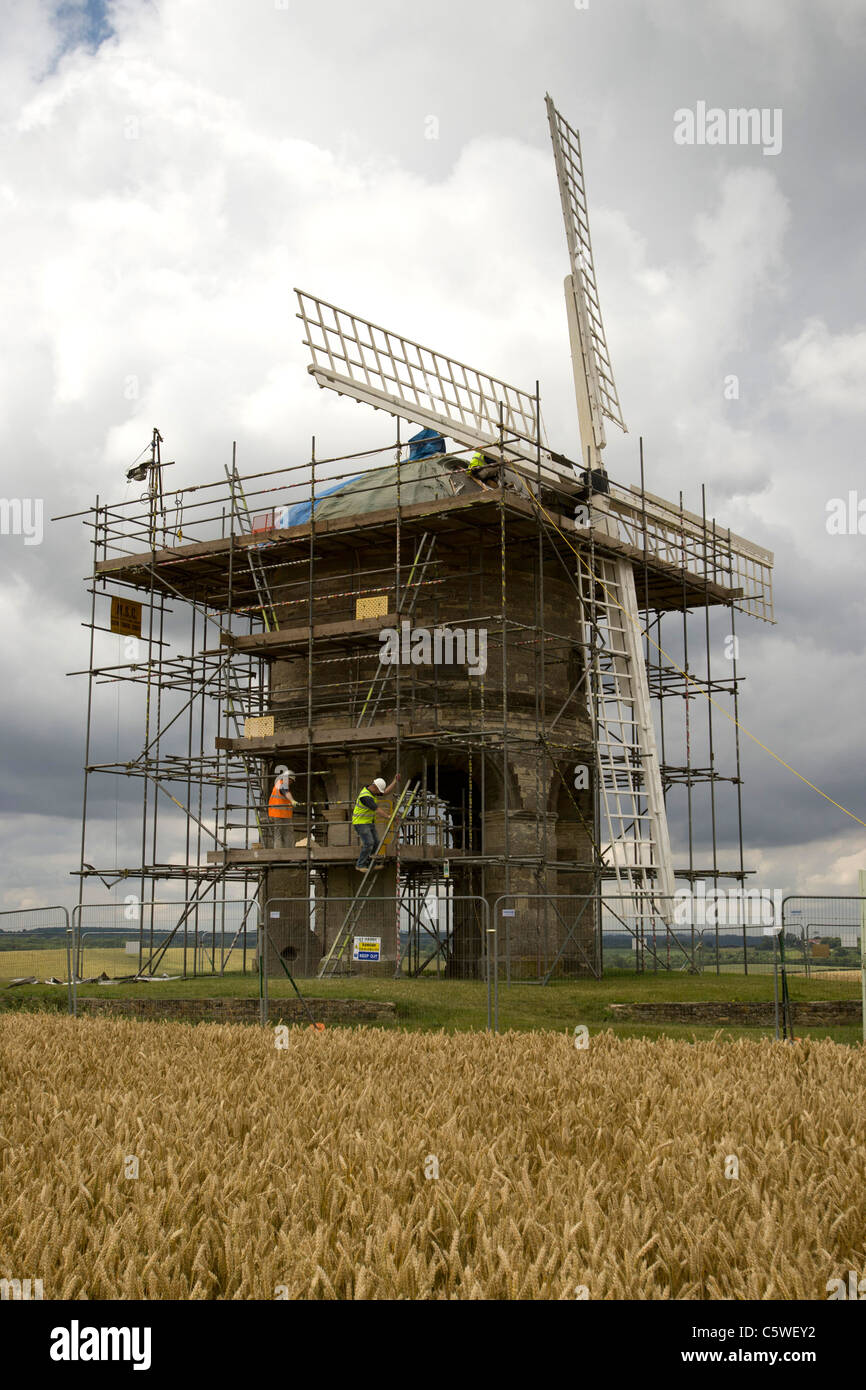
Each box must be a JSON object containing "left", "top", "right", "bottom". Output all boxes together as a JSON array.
[
  {"left": 267, "top": 770, "right": 296, "bottom": 850},
  {"left": 352, "top": 772, "right": 401, "bottom": 871},
  {"left": 467, "top": 451, "right": 501, "bottom": 484}
]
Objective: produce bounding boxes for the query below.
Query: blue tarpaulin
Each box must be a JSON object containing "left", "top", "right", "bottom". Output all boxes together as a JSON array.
[
  {"left": 408, "top": 428, "right": 445, "bottom": 461},
  {"left": 281, "top": 476, "right": 364, "bottom": 528}
]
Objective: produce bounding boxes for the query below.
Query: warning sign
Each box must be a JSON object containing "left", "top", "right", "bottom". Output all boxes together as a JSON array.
[
  {"left": 352, "top": 936, "right": 382, "bottom": 962},
  {"left": 110, "top": 596, "right": 142, "bottom": 637}
]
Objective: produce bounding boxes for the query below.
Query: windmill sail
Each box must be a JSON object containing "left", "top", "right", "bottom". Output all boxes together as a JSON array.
[
  {"left": 548, "top": 97, "right": 674, "bottom": 928},
  {"left": 546, "top": 95, "right": 626, "bottom": 466},
  {"left": 295, "top": 289, "right": 577, "bottom": 487}
]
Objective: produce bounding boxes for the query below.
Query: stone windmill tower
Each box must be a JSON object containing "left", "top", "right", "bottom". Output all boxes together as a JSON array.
[{"left": 214, "top": 97, "right": 772, "bottom": 979}]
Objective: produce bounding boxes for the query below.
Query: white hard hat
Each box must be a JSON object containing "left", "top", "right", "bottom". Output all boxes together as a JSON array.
[{"left": 372, "top": 778, "right": 387, "bottom": 793}]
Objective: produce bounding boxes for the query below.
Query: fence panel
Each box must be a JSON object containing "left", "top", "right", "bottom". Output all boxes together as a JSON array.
[
  {"left": 491, "top": 892, "right": 794, "bottom": 986},
  {"left": 688, "top": 924, "right": 783, "bottom": 978},
  {"left": 493, "top": 894, "right": 601, "bottom": 983},
  {"left": 399, "top": 890, "right": 490, "bottom": 980},
  {"left": 263, "top": 892, "right": 490, "bottom": 982},
  {"left": 781, "top": 897, "right": 864, "bottom": 1004},
  {"left": 72, "top": 900, "right": 259, "bottom": 983},
  {"left": 492, "top": 891, "right": 710, "bottom": 982},
  {"left": 603, "top": 890, "right": 787, "bottom": 978},
  {"left": 0, "top": 907, "right": 72, "bottom": 1011},
  {"left": 600, "top": 893, "right": 696, "bottom": 977}
]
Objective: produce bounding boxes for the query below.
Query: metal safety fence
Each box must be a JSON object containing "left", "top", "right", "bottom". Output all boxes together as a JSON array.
[
  {"left": 775, "top": 896, "right": 865, "bottom": 1042},
  {"left": 780, "top": 897, "right": 863, "bottom": 997},
  {"left": 489, "top": 891, "right": 755, "bottom": 981},
  {"left": 600, "top": 888, "right": 791, "bottom": 977},
  {"left": 493, "top": 894, "right": 602, "bottom": 984},
  {"left": 261, "top": 893, "right": 490, "bottom": 1022},
  {"left": 690, "top": 923, "right": 785, "bottom": 976},
  {"left": 0, "top": 906, "right": 72, "bottom": 1012},
  {"left": 71, "top": 899, "right": 259, "bottom": 983},
  {"left": 489, "top": 891, "right": 784, "bottom": 982},
  {"left": 2, "top": 893, "right": 861, "bottom": 1040}
]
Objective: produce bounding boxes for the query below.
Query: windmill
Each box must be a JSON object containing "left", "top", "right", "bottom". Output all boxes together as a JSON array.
[{"left": 294, "top": 97, "right": 773, "bottom": 947}]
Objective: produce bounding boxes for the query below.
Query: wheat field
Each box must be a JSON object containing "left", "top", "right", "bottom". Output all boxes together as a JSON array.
[{"left": 1, "top": 1015, "right": 864, "bottom": 1299}]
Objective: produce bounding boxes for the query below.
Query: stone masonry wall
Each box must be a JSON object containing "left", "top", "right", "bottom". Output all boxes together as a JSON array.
[{"left": 73, "top": 998, "right": 396, "bottom": 1024}]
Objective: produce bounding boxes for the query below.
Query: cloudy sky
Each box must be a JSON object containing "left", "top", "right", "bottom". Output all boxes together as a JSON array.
[{"left": 1, "top": 0, "right": 864, "bottom": 913}]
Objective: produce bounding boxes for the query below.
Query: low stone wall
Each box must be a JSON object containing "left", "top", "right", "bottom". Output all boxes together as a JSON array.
[
  {"left": 608, "top": 1001, "right": 861, "bottom": 1026},
  {"left": 73, "top": 997, "right": 396, "bottom": 1025}
]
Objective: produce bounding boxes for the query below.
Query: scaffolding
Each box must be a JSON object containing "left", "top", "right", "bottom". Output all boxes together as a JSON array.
[{"left": 60, "top": 408, "right": 773, "bottom": 979}]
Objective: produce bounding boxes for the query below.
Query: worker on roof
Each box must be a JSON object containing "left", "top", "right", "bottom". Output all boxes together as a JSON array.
[
  {"left": 352, "top": 772, "right": 401, "bottom": 872},
  {"left": 267, "top": 770, "right": 296, "bottom": 850},
  {"left": 467, "top": 451, "right": 501, "bottom": 483}
]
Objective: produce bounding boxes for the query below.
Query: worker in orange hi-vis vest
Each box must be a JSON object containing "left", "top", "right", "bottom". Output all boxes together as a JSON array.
[{"left": 267, "top": 770, "right": 296, "bottom": 850}]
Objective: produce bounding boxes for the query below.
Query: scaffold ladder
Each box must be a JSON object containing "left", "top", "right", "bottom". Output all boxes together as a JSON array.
[
  {"left": 222, "top": 661, "right": 270, "bottom": 845},
  {"left": 224, "top": 461, "right": 278, "bottom": 632},
  {"left": 356, "top": 532, "right": 437, "bottom": 726},
  {"left": 318, "top": 782, "right": 418, "bottom": 976},
  {"left": 578, "top": 540, "right": 675, "bottom": 935}
]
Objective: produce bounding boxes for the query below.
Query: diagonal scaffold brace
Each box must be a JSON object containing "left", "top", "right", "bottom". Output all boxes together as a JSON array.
[{"left": 264, "top": 924, "right": 325, "bottom": 1030}]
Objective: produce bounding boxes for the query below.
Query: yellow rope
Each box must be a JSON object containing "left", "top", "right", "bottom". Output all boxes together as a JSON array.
[{"left": 530, "top": 492, "right": 866, "bottom": 829}]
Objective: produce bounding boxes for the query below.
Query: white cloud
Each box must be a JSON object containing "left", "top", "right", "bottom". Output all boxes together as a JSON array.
[
  {"left": 752, "top": 831, "right": 866, "bottom": 900},
  {"left": 595, "top": 166, "right": 791, "bottom": 505},
  {"left": 779, "top": 317, "right": 866, "bottom": 413}
]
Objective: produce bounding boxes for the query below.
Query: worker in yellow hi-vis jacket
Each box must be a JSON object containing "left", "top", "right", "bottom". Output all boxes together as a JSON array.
[
  {"left": 352, "top": 773, "right": 401, "bottom": 871},
  {"left": 467, "top": 451, "right": 501, "bottom": 484}
]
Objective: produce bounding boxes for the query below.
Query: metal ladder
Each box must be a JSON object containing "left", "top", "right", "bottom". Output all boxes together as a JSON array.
[
  {"left": 318, "top": 782, "right": 418, "bottom": 977},
  {"left": 222, "top": 660, "right": 271, "bottom": 847},
  {"left": 356, "top": 532, "right": 437, "bottom": 725},
  {"left": 224, "top": 461, "right": 278, "bottom": 632},
  {"left": 223, "top": 457, "right": 280, "bottom": 845},
  {"left": 577, "top": 512, "right": 676, "bottom": 952}
]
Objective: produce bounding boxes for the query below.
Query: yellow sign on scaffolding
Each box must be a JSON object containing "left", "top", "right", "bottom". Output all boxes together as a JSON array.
[
  {"left": 110, "top": 596, "right": 142, "bottom": 637},
  {"left": 245, "top": 716, "right": 275, "bottom": 739},
  {"left": 356, "top": 595, "right": 389, "bottom": 621}
]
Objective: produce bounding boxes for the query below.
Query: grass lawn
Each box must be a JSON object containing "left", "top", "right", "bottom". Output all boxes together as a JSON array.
[{"left": 2, "top": 960, "right": 861, "bottom": 1043}]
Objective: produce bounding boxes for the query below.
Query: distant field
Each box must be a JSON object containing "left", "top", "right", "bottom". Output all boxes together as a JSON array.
[
  {"left": 2, "top": 1016, "right": 865, "bottom": 1299},
  {"left": 708, "top": 961, "right": 861, "bottom": 983},
  {"left": 0, "top": 946, "right": 72, "bottom": 979},
  {"left": 0, "top": 945, "right": 254, "bottom": 980}
]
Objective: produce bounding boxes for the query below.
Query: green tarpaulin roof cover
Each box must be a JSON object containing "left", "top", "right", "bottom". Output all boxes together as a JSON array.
[
  {"left": 305, "top": 456, "right": 458, "bottom": 522},
  {"left": 280, "top": 455, "right": 531, "bottom": 528}
]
